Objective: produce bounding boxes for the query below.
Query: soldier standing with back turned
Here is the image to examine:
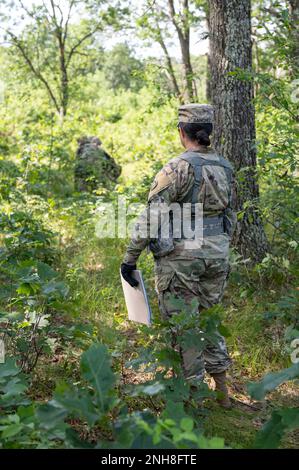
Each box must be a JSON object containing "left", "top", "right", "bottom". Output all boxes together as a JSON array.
[{"left": 121, "top": 104, "right": 237, "bottom": 408}]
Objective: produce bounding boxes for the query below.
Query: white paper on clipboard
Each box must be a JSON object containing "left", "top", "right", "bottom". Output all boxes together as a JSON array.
[{"left": 120, "top": 270, "right": 152, "bottom": 326}]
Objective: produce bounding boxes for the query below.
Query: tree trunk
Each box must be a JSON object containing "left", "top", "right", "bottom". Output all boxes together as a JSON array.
[
  {"left": 168, "top": 0, "right": 197, "bottom": 102},
  {"left": 179, "top": 31, "right": 197, "bottom": 102},
  {"left": 206, "top": 9, "right": 212, "bottom": 101},
  {"left": 289, "top": 0, "right": 299, "bottom": 78},
  {"left": 206, "top": 52, "right": 212, "bottom": 101},
  {"left": 157, "top": 26, "right": 183, "bottom": 101},
  {"left": 209, "top": 0, "right": 269, "bottom": 262},
  {"left": 60, "top": 55, "right": 69, "bottom": 117},
  {"left": 58, "top": 35, "right": 69, "bottom": 117}
]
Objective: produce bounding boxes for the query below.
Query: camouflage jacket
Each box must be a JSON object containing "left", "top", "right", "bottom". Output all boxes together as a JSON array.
[{"left": 123, "top": 146, "right": 237, "bottom": 265}]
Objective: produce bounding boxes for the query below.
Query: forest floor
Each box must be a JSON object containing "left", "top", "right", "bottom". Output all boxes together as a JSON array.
[{"left": 29, "top": 197, "right": 299, "bottom": 449}]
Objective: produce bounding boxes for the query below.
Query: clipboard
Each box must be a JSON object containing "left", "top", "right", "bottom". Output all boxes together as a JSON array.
[{"left": 120, "top": 270, "right": 152, "bottom": 326}]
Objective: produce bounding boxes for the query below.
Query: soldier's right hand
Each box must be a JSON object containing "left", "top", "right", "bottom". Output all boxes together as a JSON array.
[{"left": 121, "top": 263, "right": 139, "bottom": 288}]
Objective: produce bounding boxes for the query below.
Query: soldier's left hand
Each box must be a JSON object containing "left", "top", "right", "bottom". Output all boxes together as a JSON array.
[{"left": 121, "top": 263, "right": 139, "bottom": 288}]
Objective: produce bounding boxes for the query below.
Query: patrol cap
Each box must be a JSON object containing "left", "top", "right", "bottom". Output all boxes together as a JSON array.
[{"left": 178, "top": 104, "right": 214, "bottom": 124}]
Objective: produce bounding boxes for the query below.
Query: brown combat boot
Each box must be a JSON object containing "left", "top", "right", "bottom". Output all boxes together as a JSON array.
[{"left": 211, "top": 371, "right": 231, "bottom": 409}]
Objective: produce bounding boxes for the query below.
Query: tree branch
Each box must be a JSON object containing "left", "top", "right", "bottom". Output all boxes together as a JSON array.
[
  {"left": 18, "top": 0, "right": 36, "bottom": 20},
  {"left": 155, "top": 19, "right": 182, "bottom": 100},
  {"left": 63, "top": 0, "right": 76, "bottom": 43},
  {"left": 6, "top": 30, "right": 60, "bottom": 114},
  {"left": 66, "top": 26, "right": 102, "bottom": 67},
  {"left": 168, "top": 0, "right": 178, "bottom": 29},
  {"left": 50, "top": 0, "right": 58, "bottom": 27}
]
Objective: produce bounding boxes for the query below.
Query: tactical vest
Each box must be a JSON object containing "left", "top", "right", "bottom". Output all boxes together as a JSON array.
[
  {"left": 149, "top": 150, "right": 234, "bottom": 258},
  {"left": 178, "top": 151, "right": 234, "bottom": 238}
]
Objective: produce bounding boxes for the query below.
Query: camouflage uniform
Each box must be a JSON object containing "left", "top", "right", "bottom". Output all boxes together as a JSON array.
[
  {"left": 74, "top": 136, "right": 121, "bottom": 192},
  {"left": 123, "top": 104, "right": 237, "bottom": 382}
]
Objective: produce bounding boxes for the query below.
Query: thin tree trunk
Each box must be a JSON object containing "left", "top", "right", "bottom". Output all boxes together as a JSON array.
[
  {"left": 206, "top": 52, "right": 212, "bottom": 101},
  {"left": 168, "top": 0, "right": 197, "bottom": 102},
  {"left": 180, "top": 31, "right": 197, "bottom": 101},
  {"left": 9, "top": 33, "right": 60, "bottom": 115},
  {"left": 156, "top": 25, "right": 183, "bottom": 101},
  {"left": 59, "top": 42, "right": 69, "bottom": 117},
  {"left": 206, "top": 9, "right": 212, "bottom": 102},
  {"left": 252, "top": 32, "right": 260, "bottom": 97},
  {"left": 55, "top": 21, "right": 69, "bottom": 118},
  {"left": 289, "top": 0, "right": 299, "bottom": 78},
  {"left": 209, "top": 0, "right": 269, "bottom": 262}
]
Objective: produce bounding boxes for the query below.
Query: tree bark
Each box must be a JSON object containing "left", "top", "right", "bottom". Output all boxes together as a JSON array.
[
  {"left": 58, "top": 35, "right": 69, "bottom": 117},
  {"left": 289, "top": 0, "right": 299, "bottom": 78},
  {"left": 209, "top": 0, "right": 269, "bottom": 262},
  {"left": 206, "top": 52, "right": 212, "bottom": 101},
  {"left": 206, "top": 6, "right": 212, "bottom": 102}
]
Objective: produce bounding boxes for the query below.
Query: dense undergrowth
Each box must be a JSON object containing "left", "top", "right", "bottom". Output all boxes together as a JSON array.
[{"left": 1, "top": 186, "right": 298, "bottom": 448}]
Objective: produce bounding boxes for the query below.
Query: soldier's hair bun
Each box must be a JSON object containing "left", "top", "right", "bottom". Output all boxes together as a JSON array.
[
  {"left": 195, "top": 129, "right": 211, "bottom": 146},
  {"left": 179, "top": 122, "right": 213, "bottom": 147}
]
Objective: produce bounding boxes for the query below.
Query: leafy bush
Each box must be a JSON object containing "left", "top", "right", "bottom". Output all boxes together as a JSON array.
[
  {"left": 248, "top": 363, "right": 299, "bottom": 448},
  {"left": 0, "top": 343, "right": 225, "bottom": 449}
]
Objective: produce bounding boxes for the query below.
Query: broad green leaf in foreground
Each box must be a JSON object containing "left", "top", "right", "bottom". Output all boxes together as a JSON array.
[
  {"left": 255, "top": 408, "right": 299, "bottom": 449},
  {"left": 80, "top": 343, "right": 116, "bottom": 412},
  {"left": 247, "top": 363, "right": 299, "bottom": 400},
  {"left": 0, "top": 358, "right": 20, "bottom": 379}
]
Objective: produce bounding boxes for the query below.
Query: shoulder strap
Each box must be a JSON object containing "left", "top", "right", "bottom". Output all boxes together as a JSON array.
[
  {"left": 178, "top": 151, "right": 234, "bottom": 205},
  {"left": 178, "top": 153, "right": 204, "bottom": 203}
]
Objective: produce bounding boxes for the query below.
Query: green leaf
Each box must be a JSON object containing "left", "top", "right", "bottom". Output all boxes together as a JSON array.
[
  {"left": 218, "top": 324, "right": 231, "bottom": 338},
  {"left": 1, "top": 423, "right": 23, "bottom": 439},
  {"left": 182, "top": 330, "right": 206, "bottom": 350},
  {"left": 1, "top": 377, "right": 28, "bottom": 398},
  {"left": 17, "top": 405, "right": 35, "bottom": 422},
  {"left": 247, "top": 363, "right": 299, "bottom": 400},
  {"left": 0, "top": 358, "right": 20, "bottom": 378},
  {"left": 80, "top": 343, "right": 116, "bottom": 412},
  {"left": 53, "top": 383, "right": 99, "bottom": 427},
  {"left": 180, "top": 417, "right": 194, "bottom": 433},
  {"left": 255, "top": 408, "right": 299, "bottom": 449},
  {"left": 37, "top": 261, "right": 58, "bottom": 281},
  {"left": 197, "top": 435, "right": 225, "bottom": 449},
  {"left": 17, "top": 282, "right": 37, "bottom": 296},
  {"left": 0, "top": 311, "right": 23, "bottom": 321},
  {"left": 162, "top": 401, "right": 186, "bottom": 424},
  {"left": 37, "top": 403, "right": 68, "bottom": 431},
  {"left": 180, "top": 431, "right": 198, "bottom": 443},
  {"left": 164, "top": 376, "right": 190, "bottom": 403},
  {"left": 42, "top": 280, "right": 69, "bottom": 298},
  {"left": 0, "top": 361, "right": 28, "bottom": 408}
]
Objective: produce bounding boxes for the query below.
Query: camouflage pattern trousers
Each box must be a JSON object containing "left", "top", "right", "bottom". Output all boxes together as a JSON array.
[{"left": 156, "top": 257, "right": 232, "bottom": 382}]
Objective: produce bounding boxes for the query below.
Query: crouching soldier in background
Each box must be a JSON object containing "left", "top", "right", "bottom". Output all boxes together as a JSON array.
[
  {"left": 121, "top": 104, "right": 237, "bottom": 408},
  {"left": 74, "top": 136, "right": 121, "bottom": 193}
]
